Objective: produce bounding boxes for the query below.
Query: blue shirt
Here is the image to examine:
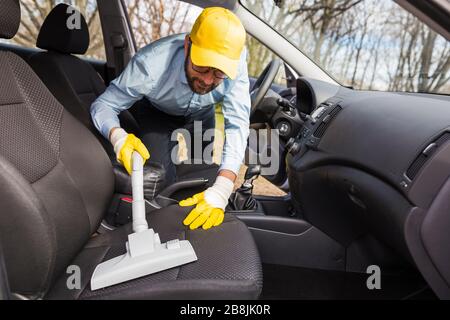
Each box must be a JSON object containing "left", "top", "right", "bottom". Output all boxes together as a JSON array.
[{"left": 91, "top": 33, "right": 251, "bottom": 174}]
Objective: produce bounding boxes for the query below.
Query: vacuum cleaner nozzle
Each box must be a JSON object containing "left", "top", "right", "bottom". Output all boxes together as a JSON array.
[{"left": 90, "top": 152, "right": 197, "bottom": 290}]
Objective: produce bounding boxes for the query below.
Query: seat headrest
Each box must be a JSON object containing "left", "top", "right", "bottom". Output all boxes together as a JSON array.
[
  {"left": 37, "top": 3, "right": 90, "bottom": 55},
  {"left": 0, "top": 0, "right": 20, "bottom": 39}
]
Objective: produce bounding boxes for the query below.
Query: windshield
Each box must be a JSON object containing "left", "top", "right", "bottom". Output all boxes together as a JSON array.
[{"left": 241, "top": 0, "right": 450, "bottom": 95}]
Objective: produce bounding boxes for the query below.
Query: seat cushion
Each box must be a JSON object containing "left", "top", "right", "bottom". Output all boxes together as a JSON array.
[
  {"left": 0, "top": 50, "right": 115, "bottom": 296},
  {"left": 45, "top": 205, "right": 263, "bottom": 300}
]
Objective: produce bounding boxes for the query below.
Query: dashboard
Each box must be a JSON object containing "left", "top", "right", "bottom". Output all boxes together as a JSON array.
[{"left": 284, "top": 77, "right": 450, "bottom": 298}]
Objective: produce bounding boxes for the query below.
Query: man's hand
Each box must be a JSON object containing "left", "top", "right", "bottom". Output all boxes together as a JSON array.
[
  {"left": 179, "top": 175, "right": 234, "bottom": 230},
  {"left": 110, "top": 128, "right": 150, "bottom": 175}
]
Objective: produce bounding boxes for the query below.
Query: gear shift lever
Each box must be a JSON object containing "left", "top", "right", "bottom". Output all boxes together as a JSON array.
[
  {"left": 229, "top": 165, "right": 261, "bottom": 211},
  {"left": 243, "top": 165, "right": 261, "bottom": 187}
]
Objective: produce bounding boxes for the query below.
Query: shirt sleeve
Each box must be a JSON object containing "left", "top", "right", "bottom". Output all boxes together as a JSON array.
[
  {"left": 90, "top": 53, "right": 154, "bottom": 139},
  {"left": 219, "top": 48, "right": 251, "bottom": 175}
]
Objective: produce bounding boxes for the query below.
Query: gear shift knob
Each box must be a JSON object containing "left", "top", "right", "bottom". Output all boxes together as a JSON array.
[
  {"left": 244, "top": 165, "right": 261, "bottom": 180},
  {"left": 228, "top": 165, "right": 261, "bottom": 211}
]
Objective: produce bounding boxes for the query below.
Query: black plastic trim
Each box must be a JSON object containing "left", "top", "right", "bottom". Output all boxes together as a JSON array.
[
  {"left": 406, "top": 132, "right": 450, "bottom": 180},
  {"left": 313, "top": 105, "right": 342, "bottom": 138}
]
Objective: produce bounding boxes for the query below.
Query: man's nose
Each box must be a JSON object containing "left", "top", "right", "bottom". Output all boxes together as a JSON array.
[{"left": 202, "top": 71, "right": 215, "bottom": 85}]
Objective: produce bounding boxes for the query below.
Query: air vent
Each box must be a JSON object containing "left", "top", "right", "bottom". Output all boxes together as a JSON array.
[
  {"left": 313, "top": 105, "right": 342, "bottom": 138},
  {"left": 406, "top": 132, "right": 450, "bottom": 180}
]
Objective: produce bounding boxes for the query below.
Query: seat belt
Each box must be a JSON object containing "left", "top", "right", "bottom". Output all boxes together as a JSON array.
[{"left": 111, "top": 33, "right": 128, "bottom": 76}]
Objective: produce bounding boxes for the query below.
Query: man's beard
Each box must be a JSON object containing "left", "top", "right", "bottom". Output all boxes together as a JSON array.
[{"left": 184, "top": 57, "right": 220, "bottom": 95}]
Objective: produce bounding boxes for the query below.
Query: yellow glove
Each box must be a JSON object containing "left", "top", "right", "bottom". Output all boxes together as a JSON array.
[
  {"left": 111, "top": 128, "right": 150, "bottom": 175},
  {"left": 180, "top": 192, "right": 225, "bottom": 230},
  {"left": 179, "top": 176, "right": 234, "bottom": 230}
]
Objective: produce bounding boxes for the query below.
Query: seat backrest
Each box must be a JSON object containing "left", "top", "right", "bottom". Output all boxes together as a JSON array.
[
  {"left": 0, "top": 0, "right": 114, "bottom": 298},
  {"left": 28, "top": 3, "right": 140, "bottom": 157}
]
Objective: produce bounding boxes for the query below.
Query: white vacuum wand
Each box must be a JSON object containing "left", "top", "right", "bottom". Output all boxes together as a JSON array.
[{"left": 90, "top": 152, "right": 197, "bottom": 290}]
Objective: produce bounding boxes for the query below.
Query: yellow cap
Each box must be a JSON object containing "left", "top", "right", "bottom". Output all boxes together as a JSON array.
[{"left": 190, "top": 7, "right": 246, "bottom": 80}]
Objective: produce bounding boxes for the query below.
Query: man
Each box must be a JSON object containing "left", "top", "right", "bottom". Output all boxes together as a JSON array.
[{"left": 91, "top": 7, "right": 250, "bottom": 231}]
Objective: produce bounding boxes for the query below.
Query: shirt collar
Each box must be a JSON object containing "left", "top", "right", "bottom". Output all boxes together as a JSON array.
[
  {"left": 178, "top": 50, "right": 188, "bottom": 85},
  {"left": 179, "top": 66, "right": 188, "bottom": 85}
]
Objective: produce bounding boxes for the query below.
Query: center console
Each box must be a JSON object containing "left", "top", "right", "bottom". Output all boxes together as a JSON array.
[{"left": 285, "top": 100, "right": 342, "bottom": 159}]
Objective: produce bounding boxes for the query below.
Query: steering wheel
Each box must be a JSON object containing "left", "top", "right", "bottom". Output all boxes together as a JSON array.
[{"left": 250, "top": 58, "right": 282, "bottom": 117}]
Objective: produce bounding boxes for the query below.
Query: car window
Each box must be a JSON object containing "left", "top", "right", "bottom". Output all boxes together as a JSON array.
[
  {"left": 0, "top": 0, "right": 106, "bottom": 60},
  {"left": 241, "top": 0, "right": 450, "bottom": 95},
  {"left": 247, "top": 34, "right": 286, "bottom": 86},
  {"left": 124, "top": 0, "right": 202, "bottom": 49}
]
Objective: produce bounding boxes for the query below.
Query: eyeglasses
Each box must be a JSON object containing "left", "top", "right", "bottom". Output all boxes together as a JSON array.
[
  {"left": 191, "top": 64, "right": 228, "bottom": 80},
  {"left": 189, "top": 42, "right": 228, "bottom": 80}
]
